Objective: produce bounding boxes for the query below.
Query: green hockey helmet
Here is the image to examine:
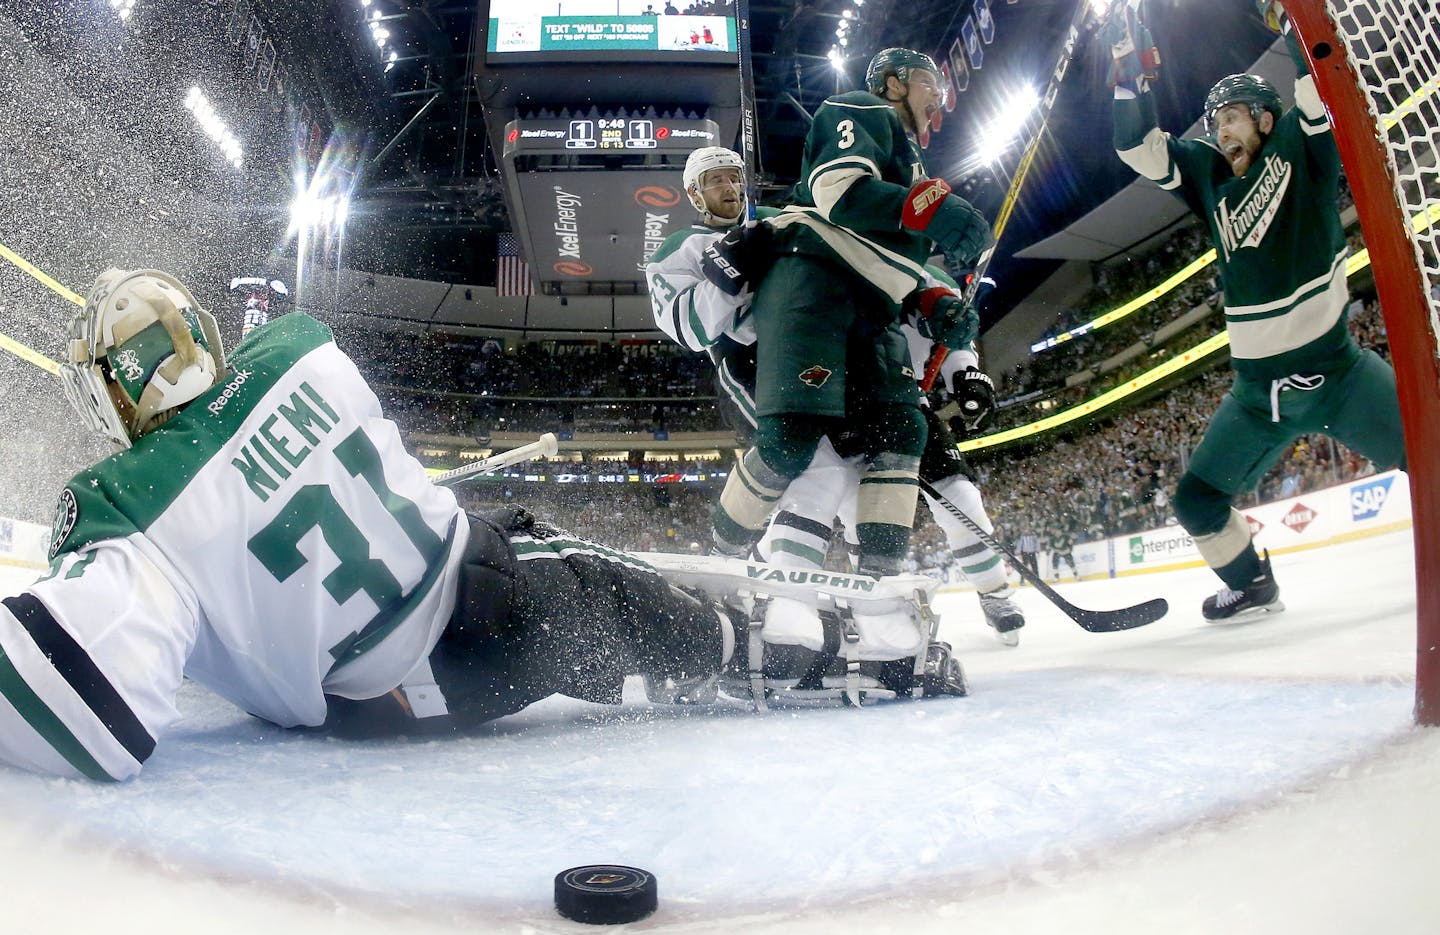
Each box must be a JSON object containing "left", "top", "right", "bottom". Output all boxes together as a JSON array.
[
  {"left": 1204, "top": 73, "right": 1283, "bottom": 133},
  {"left": 865, "top": 48, "right": 942, "bottom": 99},
  {"left": 60, "top": 267, "right": 226, "bottom": 450}
]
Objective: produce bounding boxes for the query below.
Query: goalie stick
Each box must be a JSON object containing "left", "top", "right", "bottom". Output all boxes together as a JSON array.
[
  {"left": 430, "top": 433, "right": 560, "bottom": 487},
  {"left": 918, "top": 477, "right": 1168, "bottom": 632},
  {"left": 920, "top": 0, "right": 1100, "bottom": 392}
]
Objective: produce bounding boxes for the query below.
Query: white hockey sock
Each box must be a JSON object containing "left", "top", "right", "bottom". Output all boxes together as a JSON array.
[{"left": 923, "top": 476, "right": 1008, "bottom": 593}]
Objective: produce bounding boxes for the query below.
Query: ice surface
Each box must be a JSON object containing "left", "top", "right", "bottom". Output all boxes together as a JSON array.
[{"left": 3, "top": 529, "right": 1438, "bottom": 935}]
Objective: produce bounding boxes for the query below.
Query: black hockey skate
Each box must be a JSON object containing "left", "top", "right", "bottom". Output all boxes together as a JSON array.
[
  {"left": 1202, "top": 551, "right": 1284, "bottom": 621},
  {"left": 920, "top": 641, "right": 969, "bottom": 697},
  {"left": 979, "top": 587, "right": 1025, "bottom": 647}
]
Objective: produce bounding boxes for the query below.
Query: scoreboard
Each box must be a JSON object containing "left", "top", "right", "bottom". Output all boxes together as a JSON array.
[{"left": 502, "top": 115, "right": 721, "bottom": 155}]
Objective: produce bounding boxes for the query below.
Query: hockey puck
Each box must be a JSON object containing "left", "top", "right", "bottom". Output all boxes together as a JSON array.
[{"left": 554, "top": 864, "right": 658, "bottom": 925}]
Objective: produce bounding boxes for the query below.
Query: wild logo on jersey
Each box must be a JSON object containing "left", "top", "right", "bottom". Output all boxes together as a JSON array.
[
  {"left": 798, "top": 364, "right": 833, "bottom": 388},
  {"left": 1215, "top": 153, "right": 1292, "bottom": 260}
]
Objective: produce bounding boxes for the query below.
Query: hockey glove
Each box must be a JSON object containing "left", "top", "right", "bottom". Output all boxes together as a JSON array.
[
  {"left": 910, "top": 286, "right": 979, "bottom": 350},
  {"left": 1102, "top": 0, "right": 1160, "bottom": 91},
  {"left": 950, "top": 365, "right": 995, "bottom": 433},
  {"left": 900, "top": 178, "right": 994, "bottom": 268},
  {"left": 699, "top": 221, "right": 774, "bottom": 298},
  {"left": 1255, "top": 0, "right": 1286, "bottom": 33}
]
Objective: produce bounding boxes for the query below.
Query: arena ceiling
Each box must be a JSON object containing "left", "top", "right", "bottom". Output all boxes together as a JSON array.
[
  {"left": 337, "top": 0, "right": 1278, "bottom": 332},
  {"left": 1, "top": 1, "right": 1280, "bottom": 340}
]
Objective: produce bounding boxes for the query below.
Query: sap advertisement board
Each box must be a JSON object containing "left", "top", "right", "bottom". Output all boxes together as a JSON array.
[{"left": 1052, "top": 471, "right": 1411, "bottom": 581}]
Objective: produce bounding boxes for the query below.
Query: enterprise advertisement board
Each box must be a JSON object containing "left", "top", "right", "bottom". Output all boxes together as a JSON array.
[{"left": 1039, "top": 470, "right": 1412, "bottom": 582}]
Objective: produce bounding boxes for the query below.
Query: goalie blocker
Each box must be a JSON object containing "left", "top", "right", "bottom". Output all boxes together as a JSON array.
[{"left": 640, "top": 553, "right": 967, "bottom": 709}]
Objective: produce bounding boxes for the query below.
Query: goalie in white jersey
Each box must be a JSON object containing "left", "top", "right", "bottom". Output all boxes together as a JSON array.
[{"left": 0, "top": 268, "right": 741, "bottom": 780}]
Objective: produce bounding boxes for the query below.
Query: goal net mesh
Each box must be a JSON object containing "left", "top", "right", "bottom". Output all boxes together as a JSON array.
[{"left": 1327, "top": 0, "right": 1440, "bottom": 342}]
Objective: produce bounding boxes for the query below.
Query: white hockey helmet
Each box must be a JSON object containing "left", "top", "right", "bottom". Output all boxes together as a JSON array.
[
  {"left": 682, "top": 146, "right": 746, "bottom": 227},
  {"left": 60, "top": 267, "right": 226, "bottom": 450}
]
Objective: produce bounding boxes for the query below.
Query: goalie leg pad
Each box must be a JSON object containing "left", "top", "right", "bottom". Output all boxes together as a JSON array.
[
  {"left": 762, "top": 596, "right": 826, "bottom": 651},
  {"left": 638, "top": 554, "right": 949, "bottom": 706}
]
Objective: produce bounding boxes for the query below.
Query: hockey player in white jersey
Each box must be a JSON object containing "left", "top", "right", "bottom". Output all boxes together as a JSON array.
[
  {"left": 645, "top": 145, "right": 771, "bottom": 427},
  {"left": 0, "top": 267, "right": 744, "bottom": 780}
]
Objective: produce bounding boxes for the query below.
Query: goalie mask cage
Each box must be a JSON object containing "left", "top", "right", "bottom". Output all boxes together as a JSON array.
[{"left": 1286, "top": 2, "right": 1440, "bottom": 725}]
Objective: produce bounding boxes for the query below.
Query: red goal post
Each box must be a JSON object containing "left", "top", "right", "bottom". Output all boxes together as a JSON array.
[{"left": 1285, "top": 2, "right": 1440, "bottom": 724}]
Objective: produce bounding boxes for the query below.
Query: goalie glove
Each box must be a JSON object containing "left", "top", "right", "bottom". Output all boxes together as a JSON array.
[
  {"left": 699, "top": 221, "right": 774, "bottom": 298},
  {"left": 1102, "top": 0, "right": 1160, "bottom": 92},
  {"left": 1255, "top": 0, "right": 1286, "bottom": 33},
  {"left": 908, "top": 286, "right": 979, "bottom": 350},
  {"left": 900, "top": 178, "right": 994, "bottom": 268},
  {"left": 950, "top": 366, "right": 995, "bottom": 433}
]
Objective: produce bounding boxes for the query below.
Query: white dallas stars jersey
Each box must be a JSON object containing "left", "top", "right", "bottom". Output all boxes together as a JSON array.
[
  {"left": 644, "top": 209, "right": 785, "bottom": 353},
  {"left": 0, "top": 313, "right": 469, "bottom": 780}
]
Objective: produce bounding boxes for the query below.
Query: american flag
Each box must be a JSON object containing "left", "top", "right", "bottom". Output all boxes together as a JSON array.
[{"left": 496, "top": 232, "right": 535, "bottom": 297}]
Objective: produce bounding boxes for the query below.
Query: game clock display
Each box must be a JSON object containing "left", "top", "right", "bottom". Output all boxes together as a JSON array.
[{"left": 503, "top": 115, "right": 720, "bottom": 156}]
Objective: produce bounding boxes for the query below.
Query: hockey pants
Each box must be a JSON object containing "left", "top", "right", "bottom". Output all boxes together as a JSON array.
[{"left": 324, "top": 508, "right": 727, "bottom": 735}]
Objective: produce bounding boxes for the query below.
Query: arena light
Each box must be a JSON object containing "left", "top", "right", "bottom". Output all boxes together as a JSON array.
[
  {"left": 1031, "top": 199, "right": 1440, "bottom": 356},
  {"left": 108, "top": 0, "right": 136, "bottom": 20},
  {"left": 976, "top": 86, "right": 1040, "bottom": 165},
  {"left": 828, "top": 47, "right": 844, "bottom": 68},
  {"left": 364, "top": 4, "right": 401, "bottom": 64},
  {"left": 288, "top": 191, "right": 351, "bottom": 232},
  {"left": 958, "top": 331, "right": 1232, "bottom": 453},
  {"left": 182, "top": 86, "right": 243, "bottom": 169}
]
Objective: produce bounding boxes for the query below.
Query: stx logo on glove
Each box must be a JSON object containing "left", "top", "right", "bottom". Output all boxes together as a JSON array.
[{"left": 905, "top": 178, "right": 952, "bottom": 228}]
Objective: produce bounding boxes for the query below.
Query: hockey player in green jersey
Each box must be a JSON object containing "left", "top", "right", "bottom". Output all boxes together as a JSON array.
[
  {"left": 645, "top": 148, "right": 977, "bottom": 689},
  {"left": 705, "top": 46, "right": 993, "bottom": 577},
  {"left": 1107, "top": 0, "right": 1405, "bottom": 620},
  {"left": 0, "top": 267, "right": 744, "bottom": 780}
]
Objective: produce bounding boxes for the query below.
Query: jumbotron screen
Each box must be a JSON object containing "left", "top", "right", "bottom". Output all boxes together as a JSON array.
[{"left": 486, "top": 0, "right": 737, "bottom": 61}]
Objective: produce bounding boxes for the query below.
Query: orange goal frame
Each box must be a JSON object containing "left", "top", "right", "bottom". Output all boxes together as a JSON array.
[{"left": 1286, "top": 2, "right": 1440, "bottom": 725}]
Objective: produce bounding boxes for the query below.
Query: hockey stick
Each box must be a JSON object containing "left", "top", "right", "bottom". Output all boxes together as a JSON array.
[
  {"left": 920, "top": 0, "right": 1100, "bottom": 392},
  {"left": 918, "top": 477, "right": 1168, "bottom": 632},
  {"left": 735, "top": 0, "right": 759, "bottom": 220},
  {"left": 430, "top": 433, "right": 560, "bottom": 487}
]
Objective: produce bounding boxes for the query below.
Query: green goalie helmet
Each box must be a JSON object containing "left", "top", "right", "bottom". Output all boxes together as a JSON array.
[
  {"left": 865, "top": 48, "right": 942, "bottom": 98},
  {"left": 1204, "top": 73, "right": 1283, "bottom": 133},
  {"left": 60, "top": 267, "right": 226, "bottom": 450}
]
